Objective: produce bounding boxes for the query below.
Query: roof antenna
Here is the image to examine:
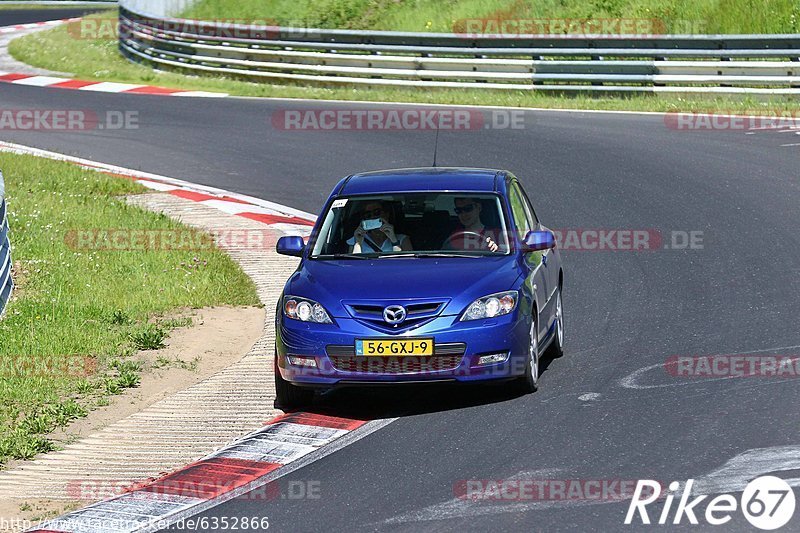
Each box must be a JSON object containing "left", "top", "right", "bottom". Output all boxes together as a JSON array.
[{"left": 432, "top": 111, "right": 441, "bottom": 168}]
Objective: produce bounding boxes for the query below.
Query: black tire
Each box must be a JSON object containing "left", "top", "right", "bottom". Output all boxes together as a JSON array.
[
  {"left": 274, "top": 357, "right": 314, "bottom": 410},
  {"left": 546, "top": 287, "right": 564, "bottom": 359},
  {"left": 517, "top": 312, "right": 539, "bottom": 394}
]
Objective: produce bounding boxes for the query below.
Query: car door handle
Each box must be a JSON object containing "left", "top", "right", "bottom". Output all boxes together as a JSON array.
[{"left": 542, "top": 253, "right": 548, "bottom": 266}]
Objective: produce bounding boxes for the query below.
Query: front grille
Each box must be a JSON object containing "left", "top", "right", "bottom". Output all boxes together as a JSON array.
[
  {"left": 348, "top": 302, "right": 444, "bottom": 319},
  {"left": 347, "top": 304, "right": 383, "bottom": 318},
  {"left": 326, "top": 345, "right": 359, "bottom": 357},
  {"left": 434, "top": 343, "right": 467, "bottom": 355},
  {"left": 343, "top": 300, "right": 449, "bottom": 333},
  {"left": 329, "top": 355, "right": 462, "bottom": 374}
]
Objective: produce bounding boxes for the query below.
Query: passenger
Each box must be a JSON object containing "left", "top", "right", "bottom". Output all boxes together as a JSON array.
[
  {"left": 445, "top": 197, "right": 499, "bottom": 252},
  {"left": 348, "top": 200, "right": 413, "bottom": 253}
]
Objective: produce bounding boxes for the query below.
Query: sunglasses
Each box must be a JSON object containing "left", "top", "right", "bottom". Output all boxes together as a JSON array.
[
  {"left": 454, "top": 204, "right": 477, "bottom": 215},
  {"left": 362, "top": 207, "right": 384, "bottom": 219}
]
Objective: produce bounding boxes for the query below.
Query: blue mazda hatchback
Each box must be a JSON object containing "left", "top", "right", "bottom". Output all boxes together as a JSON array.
[{"left": 274, "top": 168, "right": 564, "bottom": 407}]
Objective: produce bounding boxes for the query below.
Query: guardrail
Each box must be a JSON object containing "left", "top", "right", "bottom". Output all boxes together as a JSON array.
[
  {"left": 118, "top": 3, "right": 800, "bottom": 93},
  {"left": 0, "top": 170, "right": 12, "bottom": 318}
]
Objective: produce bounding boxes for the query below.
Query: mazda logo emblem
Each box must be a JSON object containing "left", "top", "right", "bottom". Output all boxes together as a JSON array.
[{"left": 383, "top": 305, "right": 407, "bottom": 325}]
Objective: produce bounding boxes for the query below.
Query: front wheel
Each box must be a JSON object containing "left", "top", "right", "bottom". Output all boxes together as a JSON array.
[
  {"left": 274, "top": 357, "right": 314, "bottom": 410},
  {"left": 547, "top": 288, "right": 564, "bottom": 358},
  {"left": 517, "top": 313, "right": 539, "bottom": 394}
]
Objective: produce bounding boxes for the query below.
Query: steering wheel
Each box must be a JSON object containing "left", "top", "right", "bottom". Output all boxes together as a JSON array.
[{"left": 443, "top": 230, "right": 491, "bottom": 251}]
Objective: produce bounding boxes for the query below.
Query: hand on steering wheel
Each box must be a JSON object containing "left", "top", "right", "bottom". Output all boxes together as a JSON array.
[{"left": 444, "top": 231, "right": 499, "bottom": 252}]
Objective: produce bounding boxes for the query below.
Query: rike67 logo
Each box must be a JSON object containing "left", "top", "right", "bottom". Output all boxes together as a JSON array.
[{"left": 625, "top": 476, "right": 795, "bottom": 530}]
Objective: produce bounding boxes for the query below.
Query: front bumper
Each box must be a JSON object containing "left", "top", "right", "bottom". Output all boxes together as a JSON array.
[{"left": 276, "top": 311, "right": 531, "bottom": 386}]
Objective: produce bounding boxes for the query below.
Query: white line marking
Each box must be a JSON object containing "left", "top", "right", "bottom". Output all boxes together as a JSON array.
[
  {"left": 230, "top": 91, "right": 800, "bottom": 118},
  {"left": 136, "top": 180, "right": 180, "bottom": 192},
  {"left": 269, "top": 223, "right": 314, "bottom": 236},
  {"left": 235, "top": 93, "right": 675, "bottom": 116},
  {"left": 79, "top": 82, "right": 147, "bottom": 93},
  {"left": 693, "top": 445, "right": 800, "bottom": 495},
  {"left": 171, "top": 90, "right": 229, "bottom": 98},
  {"left": 11, "top": 75, "right": 66, "bottom": 87},
  {"left": 200, "top": 199, "right": 251, "bottom": 214}
]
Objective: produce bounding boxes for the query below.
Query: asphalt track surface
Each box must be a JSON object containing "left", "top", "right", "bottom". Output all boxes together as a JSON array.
[
  {"left": 0, "top": 7, "right": 108, "bottom": 26},
  {"left": 1, "top": 34, "right": 800, "bottom": 532}
]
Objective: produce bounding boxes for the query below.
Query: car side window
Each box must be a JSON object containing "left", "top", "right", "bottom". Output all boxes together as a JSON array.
[
  {"left": 508, "top": 182, "right": 532, "bottom": 239},
  {"left": 516, "top": 182, "right": 539, "bottom": 226}
]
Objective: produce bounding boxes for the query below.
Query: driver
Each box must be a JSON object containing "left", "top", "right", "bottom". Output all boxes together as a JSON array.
[
  {"left": 445, "top": 197, "right": 499, "bottom": 252},
  {"left": 348, "top": 200, "right": 413, "bottom": 254}
]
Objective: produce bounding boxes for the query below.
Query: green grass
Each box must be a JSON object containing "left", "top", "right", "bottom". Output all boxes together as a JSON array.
[
  {"left": 10, "top": 11, "right": 800, "bottom": 115},
  {"left": 182, "top": 0, "right": 800, "bottom": 34},
  {"left": 130, "top": 324, "right": 167, "bottom": 351},
  {"left": 0, "top": 152, "right": 259, "bottom": 465}
]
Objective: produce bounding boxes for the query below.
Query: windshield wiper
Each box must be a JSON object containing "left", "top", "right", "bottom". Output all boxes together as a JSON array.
[
  {"left": 380, "top": 252, "right": 483, "bottom": 259},
  {"left": 313, "top": 253, "right": 374, "bottom": 260},
  {"left": 315, "top": 252, "right": 485, "bottom": 260}
]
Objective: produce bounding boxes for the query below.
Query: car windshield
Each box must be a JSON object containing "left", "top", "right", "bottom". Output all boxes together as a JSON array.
[{"left": 309, "top": 193, "right": 511, "bottom": 258}]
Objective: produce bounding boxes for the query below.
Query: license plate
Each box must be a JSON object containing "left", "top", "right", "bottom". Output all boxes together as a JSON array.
[{"left": 355, "top": 338, "right": 434, "bottom": 356}]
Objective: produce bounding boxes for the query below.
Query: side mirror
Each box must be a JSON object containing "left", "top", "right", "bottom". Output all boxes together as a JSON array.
[
  {"left": 276, "top": 235, "right": 305, "bottom": 257},
  {"left": 523, "top": 229, "right": 556, "bottom": 252}
]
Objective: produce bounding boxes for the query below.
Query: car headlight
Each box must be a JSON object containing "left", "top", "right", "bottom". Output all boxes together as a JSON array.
[
  {"left": 461, "top": 291, "right": 518, "bottom": 321},
  {"left": 283, "top": 296, "right": 332, "bottom": 324}
]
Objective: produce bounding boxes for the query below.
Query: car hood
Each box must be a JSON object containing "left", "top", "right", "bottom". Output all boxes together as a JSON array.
[{"left": 285, "top": 256, "right": 523, "bottom": 318}]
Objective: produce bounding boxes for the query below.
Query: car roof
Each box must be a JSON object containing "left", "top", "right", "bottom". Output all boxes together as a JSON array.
[{"left": 337, "top": 167, "right": 506, "bottom": 195}]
